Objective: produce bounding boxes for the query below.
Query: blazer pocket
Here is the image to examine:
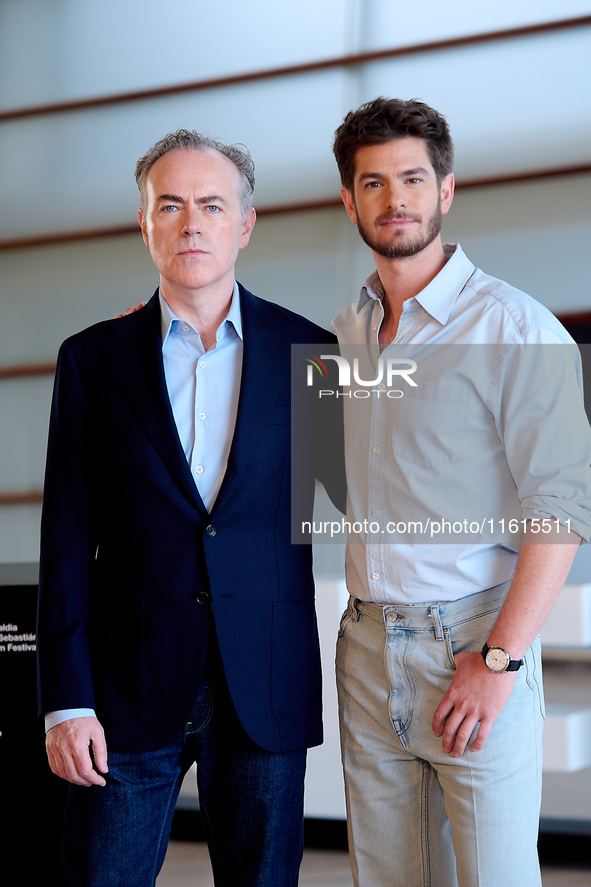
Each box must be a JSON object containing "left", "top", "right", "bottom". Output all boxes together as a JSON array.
[{"left": 266, "top": 402, "right": 291, "bottom": 426}]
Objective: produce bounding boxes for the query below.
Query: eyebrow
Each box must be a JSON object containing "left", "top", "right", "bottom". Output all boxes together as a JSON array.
[
  {"left": 358, "top": 166, "right": 431, "bottom": 182},
  {"left": 156, "top": 193, "right": 228, "bottom": 205},
  {"left": 157, "top": 193, "right": 185, "bottom": 204}
]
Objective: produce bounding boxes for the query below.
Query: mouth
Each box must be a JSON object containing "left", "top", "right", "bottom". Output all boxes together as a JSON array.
[
  {"left": 378, "top": 214, "right": 417, "bottom": 228},
  {"left": 177, "top": 248, "right": 209, "bottom": 256}
]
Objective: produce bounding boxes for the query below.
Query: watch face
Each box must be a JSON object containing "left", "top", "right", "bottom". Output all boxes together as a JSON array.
[{"left": 486, "top": 647, "right": 509, "bottom": 672}]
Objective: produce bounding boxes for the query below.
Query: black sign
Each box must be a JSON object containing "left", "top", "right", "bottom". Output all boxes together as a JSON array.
[{"left": 0, "top": 577, "right": 67, "bottom": 883}]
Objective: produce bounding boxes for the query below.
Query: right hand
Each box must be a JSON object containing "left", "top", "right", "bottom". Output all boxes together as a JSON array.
[
  {"left": 115, "top": 301, "right": 146, "bottom": 319},
  {"left": 46, "top": 716, "right": 108, "bottom": 787}
]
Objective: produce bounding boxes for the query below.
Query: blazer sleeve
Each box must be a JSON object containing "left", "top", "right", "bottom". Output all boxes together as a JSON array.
[{"left": 37, "top": 339, "right": 97, "bottom": 716}]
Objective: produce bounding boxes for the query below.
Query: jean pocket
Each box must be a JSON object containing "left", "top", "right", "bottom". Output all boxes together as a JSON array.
[
  {"left": 338, "top": 598, "right": 360, "bottom": 638},
  {"left": 444, "top": 629, "right": 457, "bottom": 669},
  {"left": 524, "top": 636, "right": 545, "bottom": 721},
  {"left": 338, "top": 605, "right": 356, "bottom": 638},
  {"left": 444, "top": 605, "right": 503, "bottom": 671}
]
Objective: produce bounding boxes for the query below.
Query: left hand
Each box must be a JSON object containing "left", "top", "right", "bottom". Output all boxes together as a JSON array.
[
  {"left": 432, "top": 651, "right": 517, "bottom": 757},
  {"left": 46, "top": 716, "right": 108, "bottom": 786},
  {"left": 115, "top": 301, "right": 146, "bottom": 319}
]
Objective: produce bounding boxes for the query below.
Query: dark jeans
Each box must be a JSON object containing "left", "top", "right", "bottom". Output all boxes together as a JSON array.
[{"left": 61, "top": 632, "right": 307, "bottom": 886}]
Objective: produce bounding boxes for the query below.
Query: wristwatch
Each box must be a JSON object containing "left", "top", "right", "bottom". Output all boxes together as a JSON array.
[{"left": 481, "top": 643, "right": 524, "bottom": 673}]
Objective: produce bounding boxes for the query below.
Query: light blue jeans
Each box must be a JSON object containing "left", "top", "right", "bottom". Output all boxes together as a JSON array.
[{"left": 336, "top": 582, "right": 544, "bottom": 887}]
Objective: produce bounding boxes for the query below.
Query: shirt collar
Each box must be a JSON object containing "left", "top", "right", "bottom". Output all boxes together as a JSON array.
[
  {"left": 359, "top": 244, "right": 475, "bottom": 326},
  {"left": 159, "top": 281, "right": 243, "bottom": 346}
]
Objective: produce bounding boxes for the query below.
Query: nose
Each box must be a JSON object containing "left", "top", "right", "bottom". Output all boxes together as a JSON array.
[
  {"left": 384, "top": 182, "right": 405, "bottom": 210},
  {"left": 182, "top": 206, "right": 202, "bottom": 236}
]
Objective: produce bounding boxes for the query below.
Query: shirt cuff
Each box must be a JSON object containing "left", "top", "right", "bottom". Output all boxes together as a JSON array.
[{"left": 45, "top": 708, "right": 97, "bottom": 733}]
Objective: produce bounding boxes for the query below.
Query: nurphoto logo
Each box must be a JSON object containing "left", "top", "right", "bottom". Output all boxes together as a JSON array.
[
  {"left": 305, "top": 355, "right": 330, "bottom": 382},
  {"left": 305, "top": 354, "right": 418, "bottom": 398}
]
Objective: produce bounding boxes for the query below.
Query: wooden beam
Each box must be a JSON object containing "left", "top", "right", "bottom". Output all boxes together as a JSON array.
[
  {"left": 0, "top": 491, "right": 43, "bottom": 506},
  {"left": 1, "top": 16, "right": 589, "bottom": 123},
  {"left": 0, "top": 362, "right": 56, "bottom": 379}
]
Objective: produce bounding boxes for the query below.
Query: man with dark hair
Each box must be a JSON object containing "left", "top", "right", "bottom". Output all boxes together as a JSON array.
[
  {"left": 37, "top": 130, "right": 345, "bottom": 886},
  {"left": 331, "top": 97, "right": 591, "bottom": 886},
  {"left": 334, "top": 97, "right": 454, "bottom": 192}
]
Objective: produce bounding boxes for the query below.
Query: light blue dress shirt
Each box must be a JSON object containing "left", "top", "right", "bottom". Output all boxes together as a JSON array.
[
  {"left": 159, "top": 284, "right": 243, "bottom": 512},
  {"left": 332, "top": 244, "right": 591, "bottom": 604},
  {"left": 46, "top": 284, "right": 243, "bottom": 731}
]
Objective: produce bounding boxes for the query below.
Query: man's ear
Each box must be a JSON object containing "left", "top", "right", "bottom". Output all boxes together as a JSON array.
[
  {"left": 341, "top": 188, "right": 358, "bottom": 225},
  {"left": 138, "top": 208, "right": 149, "bottom": 248},
  {"left": 440, "top": 174, "right": 455, "bottom": 216},
  {"left": 239, "top": 206, "right": 257, "bottom": 250}
]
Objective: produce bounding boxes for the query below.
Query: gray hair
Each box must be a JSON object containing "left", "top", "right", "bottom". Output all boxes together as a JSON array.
[{"left": 135, "top": 129, "right": 255, "bottom": 215}]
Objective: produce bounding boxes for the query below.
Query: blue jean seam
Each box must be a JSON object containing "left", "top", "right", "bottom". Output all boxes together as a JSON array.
[
  {"left": 150, "top": 773, "right": 185, "bottom": 885},
  {"left": 420, "top": 760, "right": 432, "bottom": 887}
]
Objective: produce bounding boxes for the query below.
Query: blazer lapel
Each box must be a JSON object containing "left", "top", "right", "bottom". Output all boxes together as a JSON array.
[
  {"left": 101, "top": 293, "right": 207, "bottom": 514},
  {"left": 212, "top": 287, "right": 290, "bottom": 514}
]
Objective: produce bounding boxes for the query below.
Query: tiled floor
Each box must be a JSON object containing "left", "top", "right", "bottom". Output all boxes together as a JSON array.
[
  {"left": 541, "top": 871, "right": 591, "bottom": 887},
  {"left": 156, "top": 842, "right": 353, "bottom": 885},
  {"left": 156, "top": 840, "right": 591, "bottom": 886}
]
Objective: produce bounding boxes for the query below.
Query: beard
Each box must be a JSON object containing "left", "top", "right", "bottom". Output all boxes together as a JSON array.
[{"left": 357, "top": 198, "right": 443, "bottom": 259}]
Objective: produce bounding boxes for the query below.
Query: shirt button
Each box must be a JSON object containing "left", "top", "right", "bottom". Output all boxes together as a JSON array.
[
  {"left": 199, "top": 361, "right": 206, "bottom": 368},
  {"left": 194, "top": 590, "right": 211, "bottom": 605},
  {"left": 198, "top": 413, "right": 206, "bottom": 420},
  {"left": 182, "top": 324, "right": 190, "bottom": 332},
  {"left": 205, "top": 525, "right": 217, "bottom": 538},
  {"left": 371, "top": 571, "right": 381, "bottom": 580},
  {"left": 372, "top": 447, "right": 381, "bottom": 455},
  {"left": 379, "top": 384, "right": 386, "bottom": 390},
  {"left": 373, "top": 510, "right": 380, "bottom": 517},
  {"left": 195, "top": 466, "right": 204, "bottom": 474}
]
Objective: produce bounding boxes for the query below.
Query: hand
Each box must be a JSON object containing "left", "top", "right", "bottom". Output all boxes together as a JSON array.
[
  {"left": 432, "top": 651, "right": 517, "bottom": 757},
  {"left": 115, "top": 301, "right": 146, "bottom": 319},
  {"left": 46, "top": 716, "right": 108, "bottom": 787}
]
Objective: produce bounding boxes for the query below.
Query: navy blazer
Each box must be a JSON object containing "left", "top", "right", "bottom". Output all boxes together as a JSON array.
[{"left": 37, "top": 285, "right": 346, "bottom": 753}]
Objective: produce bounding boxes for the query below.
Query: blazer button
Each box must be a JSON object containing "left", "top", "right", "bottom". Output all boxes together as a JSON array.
[
  {"left": 205, "top": 524, "right": 217, "bottom": 537},
  {"left": 194, "top": 590, "right": 211, "bottom": 605}
]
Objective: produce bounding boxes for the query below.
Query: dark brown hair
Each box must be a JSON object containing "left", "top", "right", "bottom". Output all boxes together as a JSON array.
[{"left": 333, "top": 97, "right": 454, "bottom": 191}]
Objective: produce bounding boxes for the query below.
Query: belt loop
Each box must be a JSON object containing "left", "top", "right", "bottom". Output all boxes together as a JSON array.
[
  {"left": 348, "top": 596, "right": 361, "bottom": 622},
  {"left": 430, "top": 605, "right": 444, "bottom": 641}
]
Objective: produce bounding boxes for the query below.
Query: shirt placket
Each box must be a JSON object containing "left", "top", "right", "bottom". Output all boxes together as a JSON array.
[
  {"left": 191, "top": 351, "right": 207, "bottom": 486},
  {"left": 366, "top": 303, "right": 389, "bottom": 600}
]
